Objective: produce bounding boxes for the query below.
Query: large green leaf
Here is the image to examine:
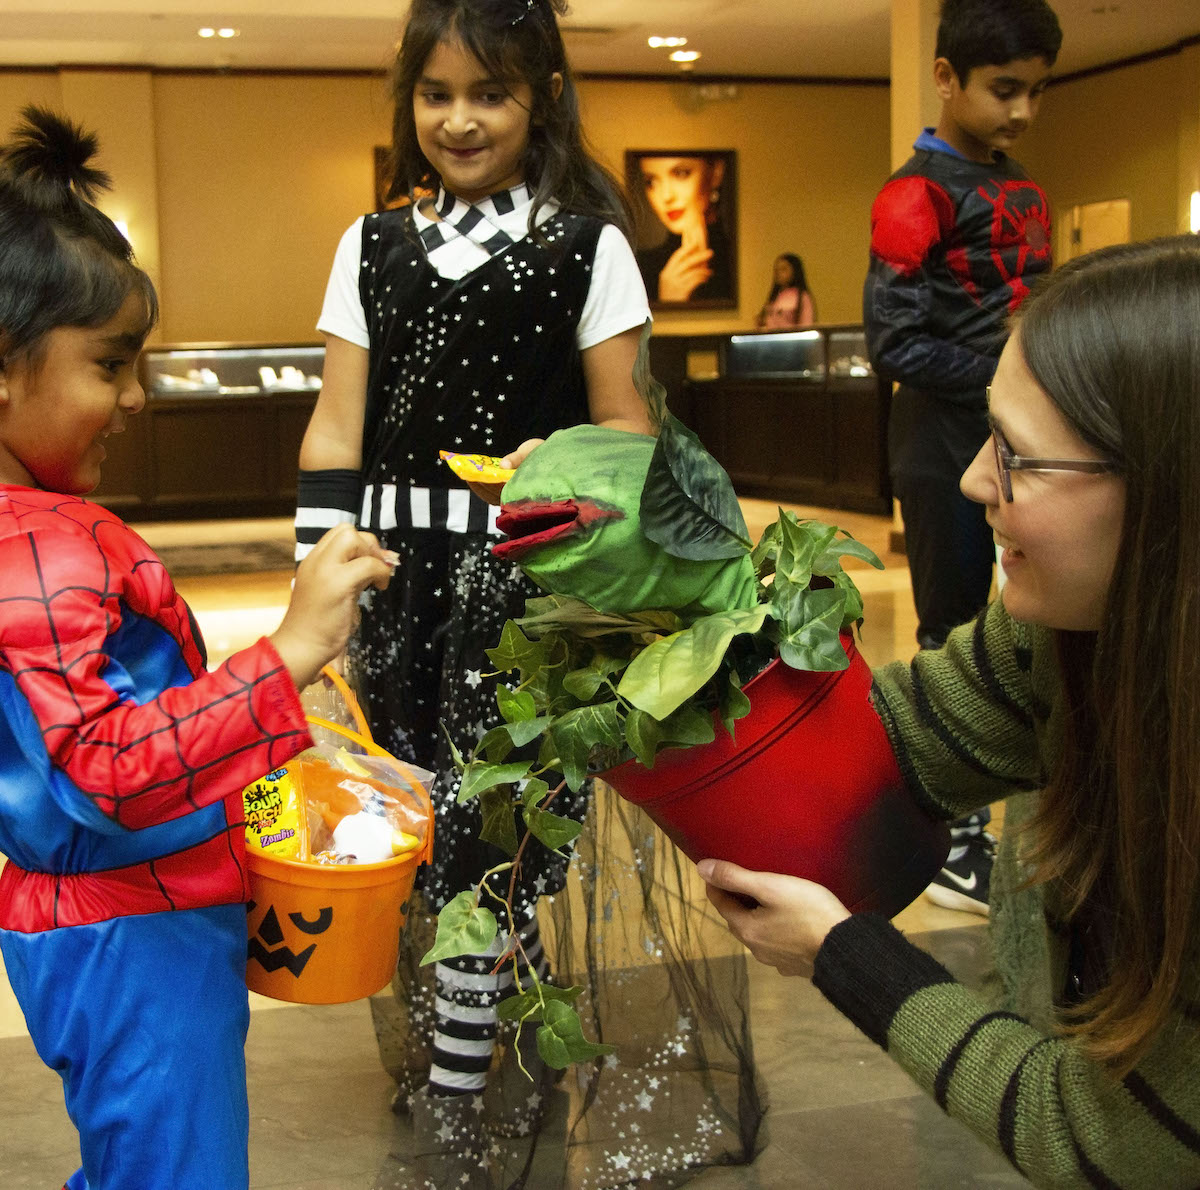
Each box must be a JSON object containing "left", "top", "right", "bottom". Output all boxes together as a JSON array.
[
  {"left": 623, "top": 708, "right": 664, "bottom": 768},
  {"left": 562, "top": 667, "right": 605, "bottom": 701},
  {"left": 631, "top": 318, "right": 670, "bottom": 431},
  {"left": 421, "top": 891, "right": 498, "bottom": 964},
  {"left": 479, "top": 787, "right": 519, "bottom": 856},
  {"left": 457, "top": 759, "right": 535, "bottom": 804},
  {"left": 517, "top": 595, "right": 679, "bottom": 641},
  {"left": 474, "top": 725, "right": 515, "bottom": 765},
  {"left": 658, "top": 703, "right": 716, "bottom": 749},
  {"left": 486, "top": 620, "right": 551, "bottom": 675},
  {"left": 717, "top": 670, "right": 752, "bottom": 739},
  {"left": 617, "top": 606, "right": 769, "bottom": 719},
  {"left": 496, "top": 983, "right": 583, "bottom": 1023},
  {"left": 524, "top": 804, "right": 583, "bottom": 853},
  {"left": 535, "top": 999, "right": 614, "bottom": 1069},
  {"left": 775, "top": 516, "right": 837, "bottom": 592},
  {"left": 640, "top": 416, "right": 753, "bottom": 561},
  {"left": 502, "top": 715, "right": 553, "bottom": 749},
  {"left": 496, "top": 685, "right": 536, "bottom": 723},
  {"left": 773, "top": 585, "right": 850, "bottom": 672},
  {"left": 550, "top": 703, "right": 622, "bottom": 790},
  {"left": 813, "top": 531, "right": 883, "bottom": 576}
]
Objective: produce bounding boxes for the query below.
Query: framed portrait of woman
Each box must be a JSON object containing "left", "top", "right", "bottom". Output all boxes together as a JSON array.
[{"left": 625, "top": 149, "right": 738, "bottom": 310}]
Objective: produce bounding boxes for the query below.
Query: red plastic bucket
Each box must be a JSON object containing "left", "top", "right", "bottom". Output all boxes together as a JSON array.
[{"left": 600, "top": 634, "right": 949, "bottom": 918}]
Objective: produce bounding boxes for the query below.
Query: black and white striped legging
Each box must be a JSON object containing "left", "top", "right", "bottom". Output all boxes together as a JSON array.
[{"left": 428, "top": 911, "right": 548, "bottom": 1097}]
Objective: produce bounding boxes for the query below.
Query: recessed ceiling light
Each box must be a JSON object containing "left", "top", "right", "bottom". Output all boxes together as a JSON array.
[
  {"left": 198, "top": 26, "right": 215, "bottom": 37},
  {"left": 217, "top": 27, "right": 238, "bottom": 38},
  {"left": 648, "top": 36, "right": 688, "bottom": 49},
  {"left": 669, "top": 50, "right": 701, "bottom": 63}
]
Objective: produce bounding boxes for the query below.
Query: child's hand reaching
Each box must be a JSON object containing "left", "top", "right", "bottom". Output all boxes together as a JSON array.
[{"left": 269, "top": 523, "right": 397, "bottom": 690}]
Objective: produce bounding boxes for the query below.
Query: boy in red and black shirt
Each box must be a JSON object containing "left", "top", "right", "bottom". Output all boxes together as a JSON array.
[{"left": 863, "top": 0, "right": 1061, "bottom": 913}]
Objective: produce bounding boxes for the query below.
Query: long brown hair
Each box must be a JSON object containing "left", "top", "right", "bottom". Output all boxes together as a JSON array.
[
  {"left": 1017, "top": 235, "right": 1200, "bottom": 1073},
  {"left": 385, "top": 0, "right": 630, "bottom": 239}
]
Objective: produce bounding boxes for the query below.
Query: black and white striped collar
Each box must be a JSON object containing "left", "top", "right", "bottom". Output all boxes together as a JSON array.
[{"left": 416, "top": 183, "right": 531, "bottom": 258}]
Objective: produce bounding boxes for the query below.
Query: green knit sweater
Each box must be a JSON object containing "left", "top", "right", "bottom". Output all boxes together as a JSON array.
[{"left": 812, "top": 598, "right": 1200, "bottom": 1188}]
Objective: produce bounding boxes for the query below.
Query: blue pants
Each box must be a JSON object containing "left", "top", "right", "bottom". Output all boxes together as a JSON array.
[{"left": 1, "top": 904, "right": 250, "bottom": 1190}]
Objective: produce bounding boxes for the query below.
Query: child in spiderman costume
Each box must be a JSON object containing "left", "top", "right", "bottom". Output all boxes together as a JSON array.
[
  {"left": 0, "top": 107, "right": 395, "bottom": 1190},
  {"left": 863, "top": 0, "right": 1061, "bottom": 916}
]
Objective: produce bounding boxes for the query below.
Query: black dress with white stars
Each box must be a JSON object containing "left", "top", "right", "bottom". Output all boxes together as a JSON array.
[
  {"left": 349, "top": 203, "right": 599, "bottom": 918},
  {"left": 330, "top": 199, "right": 762, "bottom": 1190}
]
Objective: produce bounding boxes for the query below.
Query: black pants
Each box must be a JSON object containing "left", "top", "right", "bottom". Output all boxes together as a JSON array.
[
  {"left": 890, "top": 386, "right": 995, "bottom": 844},
  {"left": 896, "top": 475, "right": 994, "bottom": 650},
  {"left": 889, "top": 385, "right": 994, "bottom": 650}
]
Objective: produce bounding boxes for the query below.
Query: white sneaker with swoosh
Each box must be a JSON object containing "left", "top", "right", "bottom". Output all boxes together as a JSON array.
[{"left": 924, "top": 834, "right": 994, "bottom": 916}]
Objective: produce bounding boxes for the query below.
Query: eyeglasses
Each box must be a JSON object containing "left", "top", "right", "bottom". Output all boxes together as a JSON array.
[{"left": 986, "top": 395, "right": 1119, "bottom": 503}]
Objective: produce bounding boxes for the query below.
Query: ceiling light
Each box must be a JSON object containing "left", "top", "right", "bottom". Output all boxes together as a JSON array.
[
  {"left": 648, "top": 36, "right": 688, "bottom": 49},
  {"left": 217, "top": 27, "right": 238, "bottom": 38},
  {"left": 669, "top": 50, "right": 701, "bottom": 63},
  {"left": 198, "top": 26, "right": 215, "bottom": 37}
]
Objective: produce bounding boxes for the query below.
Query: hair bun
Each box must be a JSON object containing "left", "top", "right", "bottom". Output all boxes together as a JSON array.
[{"left": 1, "top": 105, "right": 112, "bottom": 202}]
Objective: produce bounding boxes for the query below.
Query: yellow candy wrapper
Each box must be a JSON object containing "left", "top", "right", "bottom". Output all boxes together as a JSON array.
[
  {"left": 439, "top": 449, "right": 515, "bottom": 486},
  {"left": 243, "top": 765, "right": 308, "bottom": 859}
]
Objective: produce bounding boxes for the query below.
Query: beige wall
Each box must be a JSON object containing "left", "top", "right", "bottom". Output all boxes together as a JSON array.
[
  {"left": 1021, "top": 45, "right": 1200, "bottom": 243},
  {"left": 3, "top": 47, "right": 1200, "bottom": 344},
  {"left": 0, "top": 69, "right": 889, "bottom": 341},
  {"left": 151, "top": 73, "right": 392, "bottom": 343},
  {"left": 576, "top": 78, "right": 889, "bottom": 330}
]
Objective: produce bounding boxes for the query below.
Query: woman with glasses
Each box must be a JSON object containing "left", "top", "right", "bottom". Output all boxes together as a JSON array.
[{"left": 700, "top": 236, "right": 1200, "bottom": 1187}]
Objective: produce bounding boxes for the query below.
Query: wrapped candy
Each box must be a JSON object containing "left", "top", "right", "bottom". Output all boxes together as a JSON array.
[
  {"left": 243, "top": 670, "right": 432, "bottom": 867},
  {"left": 438, "top": 449, "right": 515, "bottom": 486}
]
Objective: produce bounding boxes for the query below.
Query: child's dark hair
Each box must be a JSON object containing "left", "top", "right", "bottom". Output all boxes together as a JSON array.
[
  {"left": 387, "top": 0, "right": 631, "bottom": 239},
  {"left": 768, "top": 254, "right": 808, "bottom": 302},
  {"left": 936, "top": 0, "right": 1062, "bottom": 83},
  {"left": 0, "top": 106, "right": 158, "bottom": 363}
]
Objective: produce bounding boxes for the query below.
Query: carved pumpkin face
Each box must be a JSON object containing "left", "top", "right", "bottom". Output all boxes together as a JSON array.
[{"left": 246, "top": 901, "right": 334, "bottom": 978}]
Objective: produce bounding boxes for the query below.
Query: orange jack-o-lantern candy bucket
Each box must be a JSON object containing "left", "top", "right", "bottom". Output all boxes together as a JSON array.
[{"left": 243, "top": 668, "right": 434, "bottom": 1004}]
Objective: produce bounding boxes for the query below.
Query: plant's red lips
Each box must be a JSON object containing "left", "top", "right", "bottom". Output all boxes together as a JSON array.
[{"left": 492, "top": 498, "right": 621, "bottom": 561}]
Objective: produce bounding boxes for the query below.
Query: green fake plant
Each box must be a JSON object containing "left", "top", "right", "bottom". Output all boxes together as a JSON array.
[{"left": 421, "top": 329, "right": 882, "bottom": 1071}]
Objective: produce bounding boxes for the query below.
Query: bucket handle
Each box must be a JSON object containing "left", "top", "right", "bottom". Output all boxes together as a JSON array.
[
  {"left": 317, "top": 664, "right": 372, "bottom": 739},
  {"left": 304, "top": 714, "right": 435, "bottom": 868}
]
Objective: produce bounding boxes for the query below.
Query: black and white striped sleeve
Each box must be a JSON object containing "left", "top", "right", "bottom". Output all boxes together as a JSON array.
[{"left": 294, "top": 468, "right": 361, "bottom": 561}]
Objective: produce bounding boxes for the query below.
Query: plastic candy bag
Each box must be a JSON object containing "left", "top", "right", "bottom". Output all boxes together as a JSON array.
[{"left": 243, "top": 668, "right": 433, "bottom": 867}]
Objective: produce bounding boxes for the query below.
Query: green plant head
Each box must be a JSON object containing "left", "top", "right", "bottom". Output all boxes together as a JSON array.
[{"left": 493, "top": 423, "right": 757, "bottom": 618}]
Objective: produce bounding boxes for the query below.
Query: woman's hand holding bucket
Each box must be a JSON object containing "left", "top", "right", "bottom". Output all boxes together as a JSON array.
[{"left": 698, "top": 859, "right": 850, "bottom": 979}]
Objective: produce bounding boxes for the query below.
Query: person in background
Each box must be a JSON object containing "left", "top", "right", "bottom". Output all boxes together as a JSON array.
[
  {"left": 706, "top": 235, "right": 1200, "bottom": 1190},
  {"left": 633, "top": 154, "right": 734, "bottom": 304},
  {"left": 757, "top": 252, "right": 815, "bottom": 328},
  {"left": 863, "top": 0, "right": 1061, "bottom": 916}
]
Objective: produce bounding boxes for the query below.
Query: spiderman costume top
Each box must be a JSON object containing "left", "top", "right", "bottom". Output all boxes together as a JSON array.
[
  {"left": 0, "top": 484, "right": 312, "bottom": 933},
  {"left": 863, "top": 138, "right": 1052, "bottom": 403}
]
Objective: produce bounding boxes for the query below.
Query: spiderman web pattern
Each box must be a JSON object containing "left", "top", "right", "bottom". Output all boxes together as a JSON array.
[{"left": 0, "top": 489, "right": 309, "bottom": 831}]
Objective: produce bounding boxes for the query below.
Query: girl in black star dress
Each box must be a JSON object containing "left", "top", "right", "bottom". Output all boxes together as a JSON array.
[{"left": 296, "top": 2, "right": 763, "bottom": 1186}]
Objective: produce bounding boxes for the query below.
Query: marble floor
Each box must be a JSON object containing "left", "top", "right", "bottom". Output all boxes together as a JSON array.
[{"left": 0, "top": 501, "right": 1020, "bottom": 1189}]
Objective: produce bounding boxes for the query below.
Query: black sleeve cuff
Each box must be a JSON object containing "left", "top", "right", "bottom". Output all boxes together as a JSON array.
[
  {"left": 812, "top": 912, "right": 956, "bottom": 1049},
  {"left": 296, "top": 467, "right": 361, "bottom": 515}
]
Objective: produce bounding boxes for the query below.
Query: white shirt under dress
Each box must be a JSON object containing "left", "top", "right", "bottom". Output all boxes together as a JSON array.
[{"left": 296, "top": 184, "right": 649, "bottom": 554}]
